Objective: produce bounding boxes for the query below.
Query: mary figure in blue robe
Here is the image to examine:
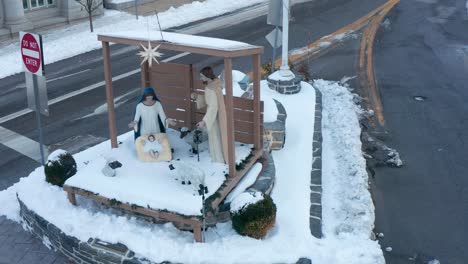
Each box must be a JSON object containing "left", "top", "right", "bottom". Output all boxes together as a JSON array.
[{"left": 129, "top": 87, "right": 168, "bottom": 139}]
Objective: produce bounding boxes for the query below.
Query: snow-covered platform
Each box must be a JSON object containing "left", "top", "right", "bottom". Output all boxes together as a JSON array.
[
  {"left": 64, "top": 129, "right": 253, "bottom": 216},
  {"left": 62, "top": 128, "right": 258, "bottom": 242}
]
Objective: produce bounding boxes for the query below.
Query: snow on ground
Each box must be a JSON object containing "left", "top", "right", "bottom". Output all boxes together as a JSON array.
[
  {"left": 230, "top": 191, "right": 264, "bottom": 213},
  {"left": 64, "top": 129, "right": 252, "bottom": 216},
  {"left": 226, "top": 162, "right": 263, "bottom": 203},
  {"left": 0, "top": 0, "right": 267, "bottom": 79},
  {"left": 315, "top": 79, "right": 383, "bottom": 263},
  {"left": 0, "top": 80, "right": 383, "bottom": 263}
]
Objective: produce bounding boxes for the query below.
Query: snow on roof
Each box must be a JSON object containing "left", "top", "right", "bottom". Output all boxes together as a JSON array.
[{"left": 99, "top": 31, "right": 260, "bottom": 52}]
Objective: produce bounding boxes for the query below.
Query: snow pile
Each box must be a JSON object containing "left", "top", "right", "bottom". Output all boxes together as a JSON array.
[
  {"left": 315, "top": 80, "right": 382, "bottom": 262},
  {"left": 0, "top": 80, "right": 384, "bottom": 263},
  {"left": 0, "top": 0, "right": 267, "bottom": 79},
  {"left": 47, "top": 149, "right": 68, "bottom": 163},
  {"left": 226, "top": 163, "right": 263, "bottom": 203},
  {"left": 230, "top": 191, "right": 264, "bottom": 213},
  {"left": 105, "top": 30, "right": 255, "bottom": 50},
  {"left": 267, "top": 71, "right": 295, "bottom": 81},
  {"left": 0, "top": 185, "right": 20, "bottom": 222}
]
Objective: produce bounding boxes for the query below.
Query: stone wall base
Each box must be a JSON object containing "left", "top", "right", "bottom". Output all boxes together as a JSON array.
[{"left": 267, "top": 75, "right": 303, "bottom": 94}]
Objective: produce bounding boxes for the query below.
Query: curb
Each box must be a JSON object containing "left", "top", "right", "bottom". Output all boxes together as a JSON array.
[{"left": 310, "top": 84, "right": 323, "bottom": 238}]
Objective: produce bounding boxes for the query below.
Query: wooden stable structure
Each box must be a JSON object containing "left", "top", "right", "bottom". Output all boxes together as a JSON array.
[
  {"left": 101, "top": 31, "right": 264, "bottom": 178},
  {"left": 64, "top": 31, "right": 265, "bottom": 242}
]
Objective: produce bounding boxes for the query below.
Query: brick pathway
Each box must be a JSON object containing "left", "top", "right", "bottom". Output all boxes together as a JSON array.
[{"left": 0, "top": 216, "right": 68, "bottom": 264}]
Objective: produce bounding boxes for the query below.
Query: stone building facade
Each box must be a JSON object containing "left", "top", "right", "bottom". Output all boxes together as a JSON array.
[{"left": 0, "top": 0, "right": 103, "bottom": 40}]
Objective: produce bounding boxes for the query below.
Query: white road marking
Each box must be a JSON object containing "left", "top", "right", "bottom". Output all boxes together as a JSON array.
[
  {"left": 78, "top": 88, "right": 140, "bottom": 120},
  {"left": 161, "top": 51, "right": 190, "bottom": 62},
  {"left": 47, "top": 69, "right": 92, "bottom": 83},
  {"left": 0, "top": 126, "right": 48, "bottom": 163}
]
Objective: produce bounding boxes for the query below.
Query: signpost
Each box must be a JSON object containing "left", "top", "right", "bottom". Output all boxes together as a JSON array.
[
  {"left": 20, "top": 32, "right": 48, "bottom": 165},
  {"left": 265, "top": 28, "right": 282, "bottom": 73},
  {"left": 266, "top": 0, "right": 283, "bottom": 73},
  {"left": 134, "top": 0, "right": 139, "bottom": 20}
]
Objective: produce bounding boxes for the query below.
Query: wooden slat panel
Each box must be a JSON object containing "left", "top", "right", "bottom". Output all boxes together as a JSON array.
[
  {"left": 166, "top": 108, "right": 189, "bottom": 121},
  {"left": 234, "top": 120, "right": 262, "bottom": 134},
  {"left": 152, "top": 62, "right": 191, "bottom": 74},
  {"left": 232, "top": 97, "right": 264, "bottom": 112},
  {"left": 151, "top": 74, "right": 188, "bottom": 87},
  {"left": 159, "top": 96, "right": 190, "bottom": 110},
  {"left": 191, "top": 94, "right": 264, "bottom": 112},
  {"left": 194, "top": 110, "right": 264, "bottom": 124},
  {"left": 153, "top": 86, "right": 188, "bottom": 100},
  {"left": 234, "top": 132, "right": 254, "bottom": 144}
]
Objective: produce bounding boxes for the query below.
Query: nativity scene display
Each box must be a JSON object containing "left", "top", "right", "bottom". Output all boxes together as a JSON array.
[{"left": 62, "top": 31, "right": 266, "bottom": 242}]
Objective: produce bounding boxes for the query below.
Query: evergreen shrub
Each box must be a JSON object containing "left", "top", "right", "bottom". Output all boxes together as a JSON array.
[
  {"left": 44, "top": 151, "right": 77, "bottom": 187},
  {"left": 232, "top": 194, "right": 276, "bottom": 239}
]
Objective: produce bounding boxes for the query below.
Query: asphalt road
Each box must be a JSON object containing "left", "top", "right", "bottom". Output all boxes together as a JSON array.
[
  {"left": 0, "top": 0, "right": 387, "bottom": 190},
  {"left": 372, "top": 0, "right": 468, "bottom": 263}
]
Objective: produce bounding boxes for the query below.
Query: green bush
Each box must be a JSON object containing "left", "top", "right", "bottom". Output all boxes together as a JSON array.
[
  {"left": 44, "top": 151, "right": 77, "bottom": 187},
  {"left": 232, "top": 194, "right": 277, "bottom": 239}
]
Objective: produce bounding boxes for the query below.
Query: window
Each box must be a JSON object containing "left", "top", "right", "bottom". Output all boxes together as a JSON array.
[{"left": 23, "top": 0, "right": 56, "bottom": 10}]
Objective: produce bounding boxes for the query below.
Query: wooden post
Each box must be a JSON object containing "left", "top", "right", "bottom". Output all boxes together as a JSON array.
[
  {"left": 67, "top": 191, "right": 77, "bottom": 206},
  {"left": 253, "top": 54, "right": 262, "bottom": 150},
  {"left": 224, "top": 58, "right": 236, "bottom": 178},
  {"left": 193, "top": 224, "right": 202, "bottom": 243},
  {"left": 141, "top": 60, "right": 150, "bottom": 88},
  {"left": 102, "top": 41, "right": 118, "bottom": 148}
]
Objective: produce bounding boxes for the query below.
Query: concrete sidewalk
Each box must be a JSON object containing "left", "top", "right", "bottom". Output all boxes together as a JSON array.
[{"left": 0, "top": 216, "right": 68, "bottom": 264}]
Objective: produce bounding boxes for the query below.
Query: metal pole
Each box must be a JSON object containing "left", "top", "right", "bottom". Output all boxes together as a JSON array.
[
  {"left": 271, "top": 0, "right": 282, "bottom": 73},
  {"left": 134, "top": 0, "right": 139, "bottom": 20},
  {"left": 202, "top": 193, "right": 206, "bottom": 242},
  {"left": 33, "top": 75, "right": 46, "bottom": 165},
  {"left": 271, "top": 25, "right": 278, "bottom": 73},
  {"left": 280, "top": 0, "right": 293, "bottom": 77}
]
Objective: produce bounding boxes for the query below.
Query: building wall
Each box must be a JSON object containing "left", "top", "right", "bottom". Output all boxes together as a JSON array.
[{"left": 0, "top": 0, "right": 103, "bottom": 38}]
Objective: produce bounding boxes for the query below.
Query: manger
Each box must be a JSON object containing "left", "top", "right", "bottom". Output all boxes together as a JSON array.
[{"left": 63, "top": 31, "right": 265, "bottom": 242}]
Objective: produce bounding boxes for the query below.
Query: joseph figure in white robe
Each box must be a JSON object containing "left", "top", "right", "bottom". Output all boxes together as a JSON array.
[{"left": 195, "top": 67, "right": 229, "bottom": 164}]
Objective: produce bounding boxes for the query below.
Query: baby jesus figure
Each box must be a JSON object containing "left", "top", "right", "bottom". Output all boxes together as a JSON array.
[
  {"left": 135, "top": 133, "right": 172, "bottom": 162},
  {"left": 143, "top": 135, "right": 163, "bottom": 159}
]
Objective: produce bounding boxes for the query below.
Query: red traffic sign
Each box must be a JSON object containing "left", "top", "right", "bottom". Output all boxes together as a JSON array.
[{"left": 20, "top": 32, "right": 44, "bottom": 76}]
